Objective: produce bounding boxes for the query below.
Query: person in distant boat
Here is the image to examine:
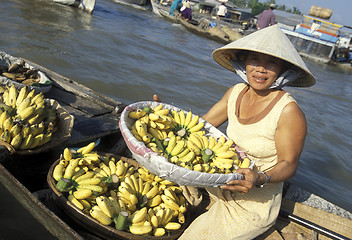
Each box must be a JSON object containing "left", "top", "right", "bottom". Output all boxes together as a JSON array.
[
  {"left": 257, "top": 3, "right": 276, "bottom": 30},
  {"left": 178, "top": 1, "right": 192, "bottom": 21},
  {"left": 169, "top": 0, "right": 182, "bottom": 16},
  {"left": 154, "top": 25, "right": 315, "bottom": 239},
  {"left": 217, "top": 2, "right": 227, "bottom": 19}
]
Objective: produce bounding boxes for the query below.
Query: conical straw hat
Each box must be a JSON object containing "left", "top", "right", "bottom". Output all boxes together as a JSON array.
[{"left": 212, "top": 25, "right": 315, "bottom": 87}]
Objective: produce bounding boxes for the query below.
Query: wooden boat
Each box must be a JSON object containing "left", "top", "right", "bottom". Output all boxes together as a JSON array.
[
  {"left": 53, "top": 0, "right": 96, "bottom": 13},
  {"left": 0, "top": 57, "right": 352, "bottom": 240},
  {"left": 150, "top": 0, "right": 239, "bottom": 44}
]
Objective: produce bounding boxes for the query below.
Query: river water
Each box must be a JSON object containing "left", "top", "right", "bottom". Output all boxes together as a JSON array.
[{"left": 0, "top": 0, "right": 351, "bottom": 238}]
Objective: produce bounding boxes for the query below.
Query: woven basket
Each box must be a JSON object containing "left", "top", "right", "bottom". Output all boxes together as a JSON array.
[
  {"left": 47, "top": 155, "right": 190, "bottom": 240},
  {"left": 0, "top": 51, "right": 52, "bottom": 93},
  {"left": 119, "top": 101, "right": 253, "bottom": 187}
]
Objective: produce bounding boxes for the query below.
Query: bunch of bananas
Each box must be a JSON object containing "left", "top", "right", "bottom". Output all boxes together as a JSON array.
[
  {"left": 128, "top": 104, "right": 250, "bottom": 174},
  {"left": 0, "top": 84, "right": 56, "bottom": 150},
  {"left": 0, "top": 60, "right": 41, "bottom": 86},
  {"left": 52, "top": 142, "right": 188, "bottom": 237}
]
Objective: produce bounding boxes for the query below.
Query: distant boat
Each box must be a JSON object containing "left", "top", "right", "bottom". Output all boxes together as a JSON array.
[
  {"left": 278, "top": 6, "right": 351, "bottom": 66},
  {"left": 53, "top": 0, "right": 96, "bottom": 13}
]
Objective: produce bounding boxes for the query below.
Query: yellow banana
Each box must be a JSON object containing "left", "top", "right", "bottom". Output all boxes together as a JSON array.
[
  {"left": 90, "top": 208, "right": 112, "bottom": 225},
  {"left": 129, "top": 224, "right": 152, "bottom": 235},
  {"left": 170, "top": 139, "right": 186, "bottom": 156},
  {"left": 10, "top": 133, "right": 22, "bottom": 149},
  {"left": 129, "top": 207, "right": 147, "bottom": 224},
  {"left": 73, "top": 188, "right": 92, "bottom": 200},
  {"left": 135, "top": 119, "right": 148, "bottom": 137},
  {"left": 161, "top": 194, "right": 180, "bottom": 212},
  {"left": 172, "top": 110, "right": 181, "bottom": 125},
  {"left": 179, "top": 110, "right": 186, "bottom": 126},
  {"left": 189, "top": 133, "right": 203, "bottom": 149},
  {"left": 153, "top": 227, "right": 166, "bottom": 236},
  {"left": 179, "top": 151, "right": 196, "bottom": 163},
  {"left": 145, "top": 185, "right": 159, "bottom": 199},
  {"left": 183, "top": 111, "right": 193, "bottom": 127},
  {"left": 15, "top": 86, "right": 27, "bottom": 108},
  {"left": 240, "top": 157, "right": 250, "bottom": 168},
  {"left": 164, "top": 222, "right": 181, "bottom": 230},
  {"left": 8, "top": 84, "right": 17, "bottom": 108},
  {"left": 147, "top": 194, "right": 162, "bottom": 207},
  {"left": 165, "top": 135, "right": 176, "bottom": 154},
  {"left": 186, "top": 114, "right": 199, "bottom": 130},
  {"left": 0, "top": 129, "right": 11, "bottom": 143},
  {"left": 152, "top": 104, "right": 163, "bottom": 112},
  {"left": 80, "top": 142, "right": 95, "bottom": 155},
  {"left": 68, "top": 195, "right": 84, "bottom": 211},
  {"left": 128, "top": 109, "right": 147, "bottom": 119},
  {"left": 215, "top": 150, "right": 236, "bottom": 159},
  {"left": 188, "top": 121, "right": 205, "bottom": 133},
  {"left": 154, "top": 109, "right": 169, "bottom": 116},
  {"left": 96, "top": 196, "right": 116, "bottom": 218},
  {"left": 52, "top": 163, "right": 65, "bottom": 181},
  {"left": 186, "top": 140, "right": 201, "bottom": 155}
]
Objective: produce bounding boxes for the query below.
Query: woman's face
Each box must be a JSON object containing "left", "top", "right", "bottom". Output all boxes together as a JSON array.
[{"left": 244, "top": 52, "right": 283, "bottom": 90}]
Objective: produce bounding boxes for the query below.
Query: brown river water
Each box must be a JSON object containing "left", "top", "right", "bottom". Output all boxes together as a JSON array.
[{"left": 0, "top": 0, "right": 351, "bottom": 238}]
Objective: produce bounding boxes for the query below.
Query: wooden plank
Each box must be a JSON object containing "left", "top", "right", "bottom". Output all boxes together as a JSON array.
[
  {"left": 281, "top": 199, "right": 352, "bottom": 239},
  {"left": 0, "top": 163, "right": 83, "bottom": 240}
]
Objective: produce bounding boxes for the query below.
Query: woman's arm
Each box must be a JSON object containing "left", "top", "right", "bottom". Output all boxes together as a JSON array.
[
  {"left": 202, "top": 85, "right": 234, "bottom": 127},
  {"left": 221, "top": 102, "right": 307, "bottom": 193}
]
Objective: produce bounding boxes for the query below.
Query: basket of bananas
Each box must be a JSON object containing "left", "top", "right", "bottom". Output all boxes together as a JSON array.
[
  {"left": 0, "top": 84, "right": 74, "bottom": 154},
  {"left": 119, "top": 101, "right": 254, "bottom": 188},
  {"left": 0, "top": 52, "right": 52, "bottom": 93},
  {"left": 47, "top": 142, "right": 191, "bottom": 239}
]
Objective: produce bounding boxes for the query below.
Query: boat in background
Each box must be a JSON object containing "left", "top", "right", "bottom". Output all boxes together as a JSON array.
[
  {"left": 278, "top": 6, "right": 351, "bottom": 66},
  {"left": 53, "top": 0, "right": 96, "bottom": 13}
]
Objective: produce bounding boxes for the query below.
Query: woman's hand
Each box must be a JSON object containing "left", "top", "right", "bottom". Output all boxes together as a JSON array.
[
  {"left": 220, "top": 168, "right": 262, "bottom": 194},
  {"left": 153, "top": 94, "right": 161, "bottom": 103}
]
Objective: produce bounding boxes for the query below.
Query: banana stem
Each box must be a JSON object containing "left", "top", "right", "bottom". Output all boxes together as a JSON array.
[
  {"left": 202, "top": 148, "right": 213, "bottom": 163},
  {"left": 115, "top": 211, "right": 129, "bottom": 231},
  {"left": 55, "top": 178, "right": 73, "bottom": 192}
]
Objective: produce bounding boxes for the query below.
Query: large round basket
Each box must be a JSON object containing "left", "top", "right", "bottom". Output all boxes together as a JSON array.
[
  {"left": 119, "top": 101, "right": 254, "bottom": 188},
  {"left": 47, "top": 155, "right": 191, "bottom": 240},
  {"left": 0, "top": 99, "right": 74, "bottom": 155}
]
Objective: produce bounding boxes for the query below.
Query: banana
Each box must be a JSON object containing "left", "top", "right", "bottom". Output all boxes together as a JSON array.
[
  {"left": 179, "top": 151, "right": 196, "bottom": 163},
  {"left": 17, "top": 105, "right": 35, "bottom": 120},
  {"left": 90, "top": 208, "right": 112, "bottom": 225},
  {"left": 172, "top": 110, "right": 181, "bottom": 125},
  {"left": 74, "top": 171, "right": 96, "bottom": 182},
  {"left": 170, "top": 139, "right": 186, "bottom": 156},
  {"left": 148, "top": 113, "right": 161, "bottom": 122},
  {"left": 8, "top": 84, "right": 17, "bottom": 108},
  {"left": 20, "top": 124, "right": 30, "bottom": 138},
  {"left": 15, "top": 86, "right": 27, "bottom": 108},
  {"left": 29, "top": 133, "right": 44, "bottom": 149},
  {"left": 154, "top": 109, "right": 169, "bottom": 116},
  {"left": 147, "top": 194, "right": 162, "bottom": 207},
  {"left": 215, "top": 150, "right": 236, "bottom": 159},
  {"left": 68, "top": 195, "right": 84, "bottom": 211},
  {"left": 186, "top": 114, "right": 199, "bottom": 130},
  {"left": 212, "top": 157, "right": 234, "bottom": 169},
  {"left": 186, "top": 140, "right": 201, "bottom": 155},
  {"left": 129, "top": 207, "right": 147, "bottom": 224},
  {"left": 145, "top": 185, "right": 159, "bottom": 199},
  {"left": 165, "top": 135, "right": 176, "bottom": 154},
  {"left": 16, "top": 97, "right": 31, "bottom": 114},
  {"left": 208, "top": 136, "right": 217, "bottom": 149},
  {"left": 115, "top": 160, "right": 127, "bottom": 176},
  {"left": 240, "top": 157, "right": 250, "bottom": 168},
  {"left": 153, "top": 227, "right": 166, "bottom": 237},
  {"left": 189, "top": 134, "right": 203, "bottom": 149},
  {"left": 179, "top": 110, "right": 186, "bottom": 126},
  {"left": 2, "top": 117, "right": 13, "bottom": 131},
  {"left": 0, "top": 129, "right": 11, "bottom": 143},
  {"left": 129, "top": 224, "right": 152, "bottom": 235},
  {"left": 164, "top": 222, "right": 181, "bottom": 230},
  {"left": 183, "top": 111, "right": 192, "bottom": 127},
  {"left": 128, "top": 109, "right": 147, "bottom": 119},
  {"left": 161, "top": 194, "right": 180, "bottom": 212},
  {"left": 10, "top": 133, "right": 22, "bottom": 149},
  {"left": 149, "top": 128, "right": 163, "bottom": 140},
  {"left": 164, "top": 188, "right": 179, "bottom": 204},
  {"left": 108, "top": 196, "right": 121, "bottom": 215},
  {"left": 152, "top": 104, "right": 163, "bottom": 112},
  {"left": 73, "top": 188, "right": 92, "bottom": 200},
  {"left": 76, "top": 177, "right": 102, "bottom": 186},
  {"left": 63, "top": 158, "right": 79, "bottom": 179},
  {"left": 80, "top": 142, "right": 95, "bottom": 155},
  {"left": 188, "top": 121, "right": 205, "bottom": 133},
  {"left": 19, "top": 133, "right": 33, "bottom": 149},
  {"left": 96, "top": 196, "right": 116, "bottom": 218},
  {"left": 52, "top": 163, "right": 65, "bottom": 181},
  {"left": 135, "top": 119, "right": 148, "bottom": 138},
  {"left": 0, "top": 111, "right": 10, "bottom": 127}
]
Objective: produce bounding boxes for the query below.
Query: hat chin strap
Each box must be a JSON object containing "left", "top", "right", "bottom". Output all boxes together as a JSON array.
[{"left": 231, "top": 60, "right": 303, "bottom": 89}]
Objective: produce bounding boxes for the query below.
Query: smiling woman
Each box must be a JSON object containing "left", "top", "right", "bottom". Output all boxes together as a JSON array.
[{"left": 178, "top": 25, "right": 316, "bottom": 240}]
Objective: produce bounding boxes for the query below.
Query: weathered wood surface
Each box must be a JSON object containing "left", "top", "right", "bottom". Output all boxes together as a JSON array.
[{"left": 25, "top": 59, "right": 127, "bottom": 146}]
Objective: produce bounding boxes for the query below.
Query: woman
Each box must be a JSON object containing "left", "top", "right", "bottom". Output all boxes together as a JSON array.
[
  {"left": 178, "top": 1, "right": 192, "bottom": 21},
  {"left": 154, "top": 25, "right": 315, "bottom": 239}
]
